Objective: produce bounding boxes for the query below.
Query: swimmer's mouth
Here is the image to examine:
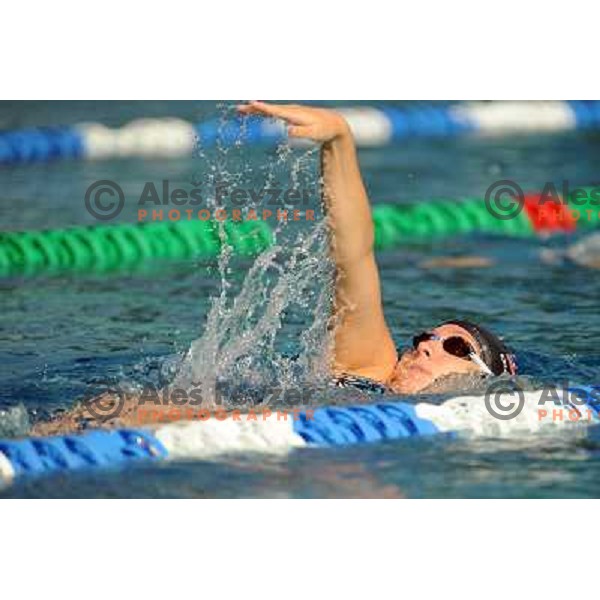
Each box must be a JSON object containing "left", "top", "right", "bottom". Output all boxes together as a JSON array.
[
  {"left": 394, "top": 350, "right": 433, "bottom": 381},
  {"left": 399, "top": 354, "right": 431, "bottom": 376},
  {"left": 405, "top": 363, "right": 430, "bottom": 376}
]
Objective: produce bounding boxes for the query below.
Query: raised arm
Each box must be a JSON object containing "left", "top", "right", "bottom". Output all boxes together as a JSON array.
[{"left": 238, "top": 102, "right": 398, "bottom": 382}]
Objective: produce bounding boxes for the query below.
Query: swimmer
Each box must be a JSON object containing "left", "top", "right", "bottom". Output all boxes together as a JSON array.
[
  {"left": 31, "top": 102, "right": 518, "bottom": 438},
  {"left": 238, "top": 102, "right": 518, "bottom": 394}
]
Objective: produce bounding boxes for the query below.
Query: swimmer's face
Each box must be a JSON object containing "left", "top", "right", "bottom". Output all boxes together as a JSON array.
[{"left": 389, "top": 324, "right": 484, "bottom": 394}]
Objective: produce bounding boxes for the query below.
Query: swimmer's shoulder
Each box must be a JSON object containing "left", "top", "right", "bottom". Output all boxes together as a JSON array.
[{"left": 330, "top": 345, "right": 401, "bottom": 394}]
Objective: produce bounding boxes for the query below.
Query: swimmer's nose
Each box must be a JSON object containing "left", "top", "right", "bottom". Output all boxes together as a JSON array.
[{"left": 416, "top": 339, "right": 435, "bottom": 359}]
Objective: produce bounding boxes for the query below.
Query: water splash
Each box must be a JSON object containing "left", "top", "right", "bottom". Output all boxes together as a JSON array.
[
  {"left": 173, "top": 107, "right": 335, "bottom": 408},
  {"left": 0, "top": 404, "right": 30, "bottom": 438}
]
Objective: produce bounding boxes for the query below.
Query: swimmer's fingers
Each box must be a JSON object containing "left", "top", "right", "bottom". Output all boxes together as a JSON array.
[
  {"left": 237, "top": 101, "right": 309, "bottom": 125},
  {"left": 237, "top": 101, "right": 350, "bottom": 142},
  {"left": 238, "top": 102, "right": 328, "bottom": 140}
]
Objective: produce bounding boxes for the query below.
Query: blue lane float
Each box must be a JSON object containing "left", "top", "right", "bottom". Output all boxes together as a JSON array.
[
  {"left": 2, "top": 101, "right": 600, "bottom": 165},
  {"left": 0, "top": 126, "right": 84, "bottom": 164},
  {"left": 1, "top": 385, "right": 599, "bottom": 486},
  {"left": 0, "top": 429, "right": 167, "bottom": 479},
  {"left": 294, "top": 401, "right": 440, "bottom": 446}
]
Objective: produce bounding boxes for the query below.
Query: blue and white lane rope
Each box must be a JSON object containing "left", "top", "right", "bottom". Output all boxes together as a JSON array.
[
  {"left": 1, "top": 386, "right": 599, "bottom": 486},
  {"left": 3, "top": 102, "right": 600, "bottom": 165}
]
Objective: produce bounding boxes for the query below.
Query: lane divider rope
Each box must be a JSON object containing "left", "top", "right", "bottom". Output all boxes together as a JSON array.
[
  {"left": 2, "top": 190, "right": 599, "bottom": 277},
  {"left": 0, "top": 220, "right": 272, "bottom": 276},
  {"left": 2, "top": 102, "right": 600, "bottom": 165},
  {"left": 1, "top": 386, "right": 598, "bottom": 486}
]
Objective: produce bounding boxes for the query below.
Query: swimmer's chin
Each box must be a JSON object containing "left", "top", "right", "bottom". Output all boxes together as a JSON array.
[
  {"left": 386, "top": 359, "right": 433, "bottom": 394},
  {"left": 386, "top": 359, "right": 485, "bottom": 395},
  {"left": 387, "top": 368, "right": 432, "bottom": 394},
  {"left": 389, "top": 372, "right": 491, "bottom": 396}
]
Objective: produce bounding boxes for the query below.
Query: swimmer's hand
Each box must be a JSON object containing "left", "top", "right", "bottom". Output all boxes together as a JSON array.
[{"left": 237, "top": 101, "right": 350, "bottom": 143}]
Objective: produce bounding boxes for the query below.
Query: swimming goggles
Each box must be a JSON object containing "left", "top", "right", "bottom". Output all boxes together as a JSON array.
[{"left": 412, "top": 332, "right": 493, "bottom": 375}]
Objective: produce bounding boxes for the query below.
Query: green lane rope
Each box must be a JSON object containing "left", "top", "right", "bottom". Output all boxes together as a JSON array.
[
  {"left": 372, "top": 197, "right": 533, "bottom": 249},
  {"left": 0, "top": 220, "right": 272, "bottom": 277},
  {"left": 2, "top": 193, "right": 598, "bottom": 278}
]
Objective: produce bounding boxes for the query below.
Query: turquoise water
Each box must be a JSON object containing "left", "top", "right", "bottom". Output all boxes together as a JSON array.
[{"left": 1, "top": 101, "right": 600, "bottom": 498}]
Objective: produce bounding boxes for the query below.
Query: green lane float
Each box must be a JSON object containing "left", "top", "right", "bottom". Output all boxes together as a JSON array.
[
  {"left": 0, "top": 220, "right": 272, "bottom": 277},
  {"left": 2, "top": 191, "right": 599, "bottom": 278}
]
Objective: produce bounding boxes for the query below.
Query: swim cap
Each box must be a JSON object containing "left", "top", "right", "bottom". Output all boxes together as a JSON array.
[{"left": 442, "top": 319, "right": 518, "bottom": 376}]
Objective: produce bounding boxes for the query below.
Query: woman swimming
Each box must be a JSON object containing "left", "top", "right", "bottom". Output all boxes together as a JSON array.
[
  {"left": 237, "top": 102, "right": 518, "bottom": 394},
  {"left": 31, "top": 102, "right": 517, "bottom": 437}
]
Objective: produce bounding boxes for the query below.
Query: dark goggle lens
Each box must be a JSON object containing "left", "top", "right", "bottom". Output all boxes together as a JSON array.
[
  {"left": 412, "top": 332, "right": 474, "bottom": 358},
  {"left": 442, "top": 336, "right": 473, "bottom": 358}
]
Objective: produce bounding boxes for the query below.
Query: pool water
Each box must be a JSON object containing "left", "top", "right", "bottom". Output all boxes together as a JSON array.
[{"left": 1, "top": 101, "right": 600, "bottom": 498}]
